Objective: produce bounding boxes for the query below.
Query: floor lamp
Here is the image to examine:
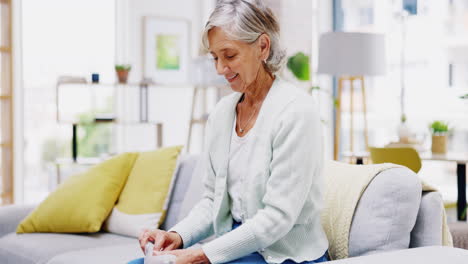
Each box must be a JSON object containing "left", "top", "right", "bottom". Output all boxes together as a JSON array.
[{"left": 318, "top": 32, "right": 387, "bottom": 160}]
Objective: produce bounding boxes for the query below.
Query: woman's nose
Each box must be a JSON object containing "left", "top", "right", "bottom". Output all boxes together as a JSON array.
[{"left": 215, "top": 60, "right": 228, "bottom": 75}]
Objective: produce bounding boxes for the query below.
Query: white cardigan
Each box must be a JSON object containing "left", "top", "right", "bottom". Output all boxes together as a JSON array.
[{"left": 170, "top": 77, "right": 328, "bottom": 263}]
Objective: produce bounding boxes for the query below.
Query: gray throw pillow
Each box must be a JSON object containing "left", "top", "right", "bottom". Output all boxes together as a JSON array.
[
  {"left": 348, "top": 167, "right": 422, "bottom": 257},
  {"left": 160, "top": 155, "right": 199, "bottom": 230},
  {"left": 410, "top": 191, "right": 443, "bottom": 247}
]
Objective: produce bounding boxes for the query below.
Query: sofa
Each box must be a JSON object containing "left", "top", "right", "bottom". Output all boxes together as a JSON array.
[{"left": 0, "top": 155, "right": 466, "bottom": 264}]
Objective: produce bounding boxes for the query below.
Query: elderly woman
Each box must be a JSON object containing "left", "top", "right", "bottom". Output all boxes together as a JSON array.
[{"left": 132, "top": 1, "right": 329, "bottom": 263}]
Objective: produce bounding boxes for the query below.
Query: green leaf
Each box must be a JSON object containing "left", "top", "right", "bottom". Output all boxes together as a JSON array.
[
  {"left": 115, "top": 64, "right": 132, "bottom": 71},
  {"left": 333, "top": 98, "right": 339, "bottom": 108},
  {"left": 429, "top": 120, "right": 449, "bottom": 134},
  {"left": 401, "top": 114, "right": 407, "bottom": 123},
  {"left": 287, "top": 52, "right": 310, "bottom": 81},
  {"left": 309, "top": 86, "right": 320, "bottom": 93}
]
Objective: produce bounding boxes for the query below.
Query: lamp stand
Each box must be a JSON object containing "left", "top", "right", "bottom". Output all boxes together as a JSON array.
[{"left": 334, "top": 76, "right": 369, "bottom": 160}]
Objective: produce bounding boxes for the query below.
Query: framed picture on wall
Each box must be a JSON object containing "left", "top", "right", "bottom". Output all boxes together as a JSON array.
[{"left": 143, "top": 16, "right": 191, "bottom": 84}]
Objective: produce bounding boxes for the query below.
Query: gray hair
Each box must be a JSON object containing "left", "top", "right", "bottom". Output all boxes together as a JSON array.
[{"left": 202, "top": 0, "right": 286, "bottom": 73}]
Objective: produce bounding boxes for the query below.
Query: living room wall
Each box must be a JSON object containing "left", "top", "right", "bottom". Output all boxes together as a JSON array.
[
  {"left": 113, "top": 0, "right": 334, "bottom": 156},
  {"left": 113, "top": 0, "right": 215, "bottom": 152},
  {"left": 116, "top": 0, "right": 213, "bottom": 82}
]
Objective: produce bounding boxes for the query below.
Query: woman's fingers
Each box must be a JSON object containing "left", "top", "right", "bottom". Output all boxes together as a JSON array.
[
  {"left": 154, "top": 249, "right": 182, "bottom": 256},
  {"left": 139, "top": 229, "right": 157, "bottom": 253},
  {"left": 163, "top": 243, "right": 176, "bottom": 251},
  {"left": 139, "top": 229, "right": 177, "bottom": 255},
  {"left": 152, "top": 232, "right": 168, "bottom": 252},
  {"left": 139, "top": 230, "right": 150, "bottom": 252},
  {"left": 138, "top": 229, "right": 149, "bottom": 241}
]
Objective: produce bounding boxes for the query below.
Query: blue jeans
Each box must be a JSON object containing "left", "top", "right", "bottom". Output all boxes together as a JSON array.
[
  {"left": 228, "top": 221, "right": 328, "bottom": 264},
  {"left": 127, "top": 251, "right": 328, "bottom": 264},
  {"left": 128, "top": 221, "right": 329, "bottom": 264}
]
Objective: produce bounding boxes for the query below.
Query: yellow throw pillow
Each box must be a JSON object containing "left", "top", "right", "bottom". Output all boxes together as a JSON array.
[
  {"left": 17, "top": 152, "right": 138, "bottom": 233},
  {"left": 103, "top": 145, "right": 183, "bottom": 237}
]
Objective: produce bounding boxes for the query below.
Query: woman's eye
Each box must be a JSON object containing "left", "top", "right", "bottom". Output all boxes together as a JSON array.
[{"left": 226, "top": 54, "right": 236, "bottom": 59}]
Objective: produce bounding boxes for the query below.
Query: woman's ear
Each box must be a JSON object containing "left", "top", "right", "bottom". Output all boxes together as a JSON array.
[{"left": 258, "top": 34, "right": 271, "bottom": 61}]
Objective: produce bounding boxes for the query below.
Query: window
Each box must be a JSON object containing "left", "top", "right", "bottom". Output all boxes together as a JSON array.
[
  {"left": 338, "top": 0, "right": 468, "bottom": 153},
  {"left": 22, "top": 0, "right": 115, "bottom": 203},
  {"left": 337, "top": 0, "right": 468, "bottom": 211}
]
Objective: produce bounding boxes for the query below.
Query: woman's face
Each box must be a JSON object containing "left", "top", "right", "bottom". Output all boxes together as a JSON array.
[{"left": 208, "top": 27, "right": 268, "bottom": 93}]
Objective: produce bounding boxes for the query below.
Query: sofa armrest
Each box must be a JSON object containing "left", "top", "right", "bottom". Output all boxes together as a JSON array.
[
  {"left": 349, "top": 167, "right": 422, "bottom": 257},
  {"left": 0, "top": 204, "right": 35, "bottom": 238}
]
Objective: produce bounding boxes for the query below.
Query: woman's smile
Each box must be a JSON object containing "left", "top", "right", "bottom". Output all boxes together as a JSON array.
[{"left": 226, "top": 73, "right": 239, "bottom": 83}]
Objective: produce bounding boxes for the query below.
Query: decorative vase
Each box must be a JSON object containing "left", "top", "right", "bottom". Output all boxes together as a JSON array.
[
  {"left": 431, "top": 134, "right": 447, "bottom": 154},
  {"left": 116, "top": 70, "right": 129, "bottom": 84},
  {"left": 397, "top": 121, "right": 411, "bottom": 144}
]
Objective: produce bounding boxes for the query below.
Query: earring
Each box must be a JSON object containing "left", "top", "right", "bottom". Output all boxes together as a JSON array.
[{"left": 263, "top": 59, "right": 267, "bottom": 64}]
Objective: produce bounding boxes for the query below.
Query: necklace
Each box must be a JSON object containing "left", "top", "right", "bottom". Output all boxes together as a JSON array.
[{"left": 237, "top": 95, "right": 262, "bottom": 134}]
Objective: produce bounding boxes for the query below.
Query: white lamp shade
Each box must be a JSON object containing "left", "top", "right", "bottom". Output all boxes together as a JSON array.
[{"left": 318, "top": 32, "right": 387, "bottom": 76}]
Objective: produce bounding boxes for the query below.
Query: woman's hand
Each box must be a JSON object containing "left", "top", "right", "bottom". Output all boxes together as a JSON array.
[
  {"left": 138, "top": 229, "right": 183, "bottom": 254},
  {"left": 154, "top": 248, "right": 210, "bottom": 264}
]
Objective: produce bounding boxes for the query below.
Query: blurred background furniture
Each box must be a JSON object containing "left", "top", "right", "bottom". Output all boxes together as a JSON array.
[
  {"left": 318, "top": 32, "right": 387, "bottom": 160},
  {"left": 369, "top": 147, "right": 422, "bottom": 173},
  {"left": 186, "top": 56, "right": 229, "bottom": 152},
  {"left": 56, "top": 77, "right": 164, "bottom": 162},
  {"left": 186, "top": 84, "right": 229, "bottom": 153}
]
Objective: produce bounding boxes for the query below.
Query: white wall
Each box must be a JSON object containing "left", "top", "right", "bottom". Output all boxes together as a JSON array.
[
  {"left": 115, "top": 0, "right": 216, "bottom": 152},
  {"left": 276, "top": 0, "right": 334, "bottom": 159},
  {"left": 114, "top": 0, "right": 334, "bottom": 157},
  {"left": 117, "top": 0, "right": 207, "bottom": 81}
]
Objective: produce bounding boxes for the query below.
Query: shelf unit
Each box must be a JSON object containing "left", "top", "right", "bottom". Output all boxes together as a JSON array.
[
  {"left": 55, "top": 78, "right": 164, "bottom": 163},
  {"left": 0, "top": 0, "right": 13, "bottom": 205},
  {"left": 186, "top": 84, "right": 230, "bottom": 152}
]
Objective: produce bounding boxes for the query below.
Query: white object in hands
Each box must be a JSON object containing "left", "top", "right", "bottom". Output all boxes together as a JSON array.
[
  {"left": 144, "top": 242, "right": 155, "bottom": 257},
  {"left": 144, "top": 243, "right": 176, "bottom": 264}
]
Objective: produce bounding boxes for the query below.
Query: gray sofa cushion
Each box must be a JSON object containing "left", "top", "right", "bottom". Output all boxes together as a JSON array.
[
  {"left": 348, "top": 167, "right": 422, "bottom": 257},
  {"left": 46, "top": 243, "right": 142, "bottom": 264},
  {"left": 327, "top": 246, "right": 468, "bottom": 264},
  {"left": 160, "top": 154, "right": 198, "bottom": 231},
  {"left": 0, "top": 232, "right": 134, "bottom": 264},
  {"left": 410, "top": 191, "right": 443, "bottom": 247},
  {"left": 0, "top": 204, "right": 35, "bottom": 238}
]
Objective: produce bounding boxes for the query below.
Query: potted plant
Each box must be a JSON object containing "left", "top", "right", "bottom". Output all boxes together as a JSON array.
[
  {"left": 287, "top": 52, "right": 338, "bottom": 107},
  {"left": 115, "top": 64, "right": 131, "bottom": 84},
  {"left": 287, "top": 52, "right": 310, "bottom": 82},
  {"left": 429, "top": 120, "right": 450, "bottom": 154}
]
